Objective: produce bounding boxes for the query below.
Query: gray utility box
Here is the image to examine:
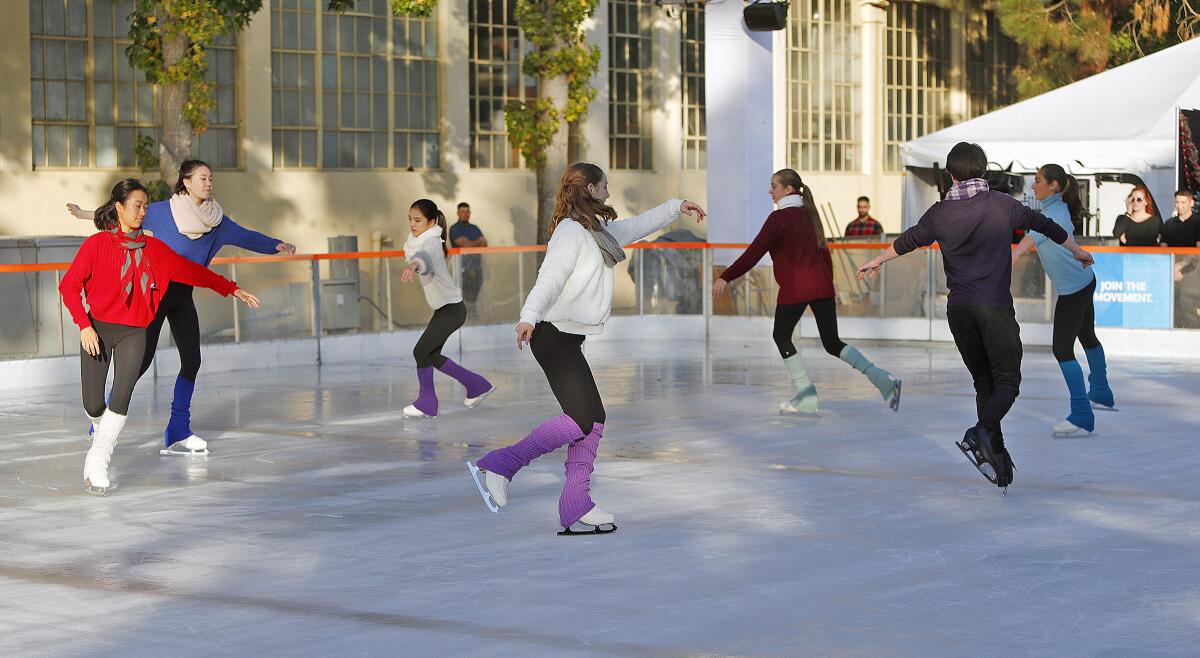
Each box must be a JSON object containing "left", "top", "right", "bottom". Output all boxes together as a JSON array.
[
  {"left": 321, "top": 235, "right": 361, "bottom": 332},
  {"left": 0, "top": 236, "right": 85, "bottom": 359}
]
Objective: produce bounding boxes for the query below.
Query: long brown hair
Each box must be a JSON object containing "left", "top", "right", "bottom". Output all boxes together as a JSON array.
[
  {"left": 773, "top": 168, "right": 826, "bottom": 249},
  {"left": 549, "top": 162, "right": 618, "bottom": 237},
  {"left": 410, "top": 198, "right": 449, "bottom": 256}
]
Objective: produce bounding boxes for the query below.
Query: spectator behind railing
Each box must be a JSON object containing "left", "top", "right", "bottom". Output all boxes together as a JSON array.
[
  {"left": 843, "top": 196, "right": 884, "bottom": 238},
  {"left": 1113, "top": 185, "right": 1163, "bottom": 246},
  {"left": 1161, "top": 189, "right": 1200, "bottom": 247},
  {"left": 449, "top": 202, "right": 487, "bottom": 317}
]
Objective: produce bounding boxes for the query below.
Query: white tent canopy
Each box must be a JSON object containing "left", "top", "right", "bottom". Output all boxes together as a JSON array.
[{"left": 901, "top": 37, "right": 1200, "bottom": 227}]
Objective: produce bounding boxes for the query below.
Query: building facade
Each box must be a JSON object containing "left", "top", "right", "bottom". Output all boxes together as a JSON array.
[{"left": 0, "top": 0, "right": 1018, "bottom": 250}]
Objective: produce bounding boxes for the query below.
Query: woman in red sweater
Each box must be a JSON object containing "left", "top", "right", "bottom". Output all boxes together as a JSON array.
[
  {"left": 712, "top": 169, "right": 901, "bottom": 414},
  {"left": 59, "top": 179, "right": 260, "bottom": 495}
]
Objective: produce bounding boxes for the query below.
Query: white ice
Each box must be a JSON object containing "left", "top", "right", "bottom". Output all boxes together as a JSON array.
[{"left": 2, "top": 337, "right": 1199, "bottom": 656}]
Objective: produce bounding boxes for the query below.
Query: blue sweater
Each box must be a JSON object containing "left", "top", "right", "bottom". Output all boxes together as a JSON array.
[
  {"left": 143, "top": 200, "right": 281, "bottom": 267},
  {"left": 895, "top": 191, "right": 1069, "bottom": 307},
  {"left": 1031, "top": 194, "right": 1094, "bottom": 295}
]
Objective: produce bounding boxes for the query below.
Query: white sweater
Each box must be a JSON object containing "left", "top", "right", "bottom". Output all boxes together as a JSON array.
[
  {"left": 404, "top": 225, "right": 463, "bottom": 310},
  {"left": 519, "top": 199, "right": 684, "bottom": 335}
]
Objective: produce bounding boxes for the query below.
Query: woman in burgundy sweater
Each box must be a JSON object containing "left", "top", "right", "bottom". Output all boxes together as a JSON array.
[
  {"left": 59, "top": 179, "right": 260, "bottom": 495},
  {"left": 712, "top": 169, "right": 901, "bottom": 414}
]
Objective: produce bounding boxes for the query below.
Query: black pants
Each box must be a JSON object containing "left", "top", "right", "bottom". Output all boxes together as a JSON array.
[
  {"left": 773, "top": 297, "right": 848, "bottom": 359},
  {"left": 530, "top": 322, "right": 605, "bottom": 436},
  {"left": 946, "top": 305, "right": 1023, "bottom": 431},
  {"left": 1052, "top": 277, "right": 1101, "bottom": 363},
  {"left": 82, "top": 318, "right": 147, "bottom": 417},
  {"left": 413, "top": 301, "right": 467, "bottom": 368},
  {"left": 138, "top": 282, "right": 202, "bottom": 381}
]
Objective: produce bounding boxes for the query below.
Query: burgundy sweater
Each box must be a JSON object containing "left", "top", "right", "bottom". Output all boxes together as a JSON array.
[
  {"left": 720, "top": 206, "right": 836, "bottom": 304},
  {"left": 894, "top": 191, "right": 1068, "bottom": 307},
  {"left": 60, "top": 233, "right": 239, "bottom": 330}
]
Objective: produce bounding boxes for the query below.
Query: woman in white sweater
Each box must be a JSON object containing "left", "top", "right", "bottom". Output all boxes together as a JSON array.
[
  {"left": 400, "top": 199, "right": 494, "bottom": 418},
  {"left": 467, "top": 163, "right": 706, "bottom": 534}
]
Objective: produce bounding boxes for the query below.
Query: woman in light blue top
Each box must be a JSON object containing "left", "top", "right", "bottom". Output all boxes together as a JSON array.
[{"left": 1013, "top": 164, "right": 1116, "bottom": 436}]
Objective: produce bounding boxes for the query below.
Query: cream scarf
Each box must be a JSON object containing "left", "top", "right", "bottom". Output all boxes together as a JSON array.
[{"left": 169, "top": 192, "right": 225, "bottom": 240}]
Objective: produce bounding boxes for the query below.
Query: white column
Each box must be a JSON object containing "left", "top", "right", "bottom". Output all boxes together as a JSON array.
[
  {"left": 442, "top": 0, "right": 472, "bottom": 172},
  {"left": 705, "top": 0, "right": 776, "bottom": 263},
  {"left": 241, "top": 10, "right": 273, "bottom": 173},
  {"left": 582, "top": 0, "right": 611, "bottom": 169}
]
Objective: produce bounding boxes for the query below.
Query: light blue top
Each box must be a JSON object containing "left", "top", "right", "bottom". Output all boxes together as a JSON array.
[
  {"left": 1031, "top": 193, "right": 1094, "bottom": 295},
  {"left": 142, "top": 200, "right": 281, "bottom": 267}
]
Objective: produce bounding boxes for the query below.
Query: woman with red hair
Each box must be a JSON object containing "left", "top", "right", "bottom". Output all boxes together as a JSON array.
[{"left": 1113, "top": 186, "right": 1163, "bottom": 246}]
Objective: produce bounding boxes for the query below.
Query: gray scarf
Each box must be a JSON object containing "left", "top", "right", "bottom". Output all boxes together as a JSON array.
[{"left": 592, "top": 223, "right": 626, "bottom": 268}]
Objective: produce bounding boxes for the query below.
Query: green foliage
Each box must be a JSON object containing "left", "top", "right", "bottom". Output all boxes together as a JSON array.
[
  {"left": 505, "top": 0, "right": 602, "bottom": 169},
  {"left": 996, "top": 0, "right": 1199, "bottom": 98},
  {"left": 133, "top": 134, "right": 172, "bottom": 201}
]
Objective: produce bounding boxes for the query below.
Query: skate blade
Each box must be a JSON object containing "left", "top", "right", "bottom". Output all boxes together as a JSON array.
[
  {"left": 83, "top": 480, "right": 116, "bottom": 496},
  {"left": 403, "top": 408, "right": 436, "bottom": 419},
  {"left": 558, "top": 523, "right": 617, "bottom": 536},
  {"left": 466, "top": 461, "right": 499, "bottom": 513},
  {"left": 1091, "top": 402, "right": 1119, "bottom": 412},
  {"left": 889, "top": 380, "right": 902, "bottom": 412},
  {"left": 1052, "top": 429, "right": 1096, "bottom": 438},
  {"left": 464, "top": 386, "right": 496, "bottom": 409},
  {"left": 160, "top": 445, "right": 210, "bottom": 456},
  {"left": 956, "top": 440, "right": 999, "bottom": 484}
]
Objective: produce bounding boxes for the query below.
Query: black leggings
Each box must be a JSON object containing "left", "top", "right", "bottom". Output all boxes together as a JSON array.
[
  {"left": 413, "top": 301, "right": 467, "bottom": 368},
  {"left": 947, "top": 305, "right": 1023, "bottom": 430},
  {"left": 138, "top": 282, "right": 202, "bottom": 381},
  {"left": 530, "top": 322, "right": 605, "bottom": 436},
  {"left": 1052, "top": 277, "right": 1101, "bottom": 363},
  {"left": 82, "top": 319, "right": 147, "bottom": 417},
  {"left": 773, "top": 297, "right": 847, "bottom": 359}
]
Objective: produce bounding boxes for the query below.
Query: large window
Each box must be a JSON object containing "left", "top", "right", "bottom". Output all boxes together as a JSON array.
[
  {"left": 30, "top": 0, "right": 241, "bottom": 170},
  {"left": 469, "top": 0, "right": 531, "bottom": 168},
  {"left": 271, "top": 0, "right": 440, "bottom": 170},
  {"left": 785, "top": 0, "right": 860, "bottom": 172},
  {"left": 681, "top": 2, "right": 705, "bottom": 170},
  {"left": 966, "top": 10, "right": 1019, "bottom": 119},
  {"left": 884, "top": 1, "right": 951, "bottom": 172},
  {"left": 609, "top": 0, "right": 653, "bottom": 170}
]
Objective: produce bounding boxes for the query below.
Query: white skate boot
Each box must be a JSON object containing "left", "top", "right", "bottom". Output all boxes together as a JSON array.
[
  {"left": 466, "top": 461, "right": 506, "bottom": 512},
  {"left": 1052, "top": 420, "right": 1094, "bottom": 437},
  {"left": 161, "top": 435, "right": 210, "bottom": 456},
  {"left": 83, "top": 410, "right": 125, "bottom": 496},
  {"left": 559, "top": 506, "right": 617, "bottom": 535}
]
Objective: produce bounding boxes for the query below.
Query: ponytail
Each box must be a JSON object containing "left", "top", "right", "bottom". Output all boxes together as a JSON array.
[
  {"left": 410, "top": 198, "right": 449, "bottom": 256},
  {"left": 1039, "top": 164, "right": 1085, "bottom": 231},
  {"left": 94, "top": 178, "right": 149, "bottom": 231}
]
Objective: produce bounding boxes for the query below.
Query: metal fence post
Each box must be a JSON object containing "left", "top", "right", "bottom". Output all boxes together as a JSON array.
[
  {"left": 384, "top": 257, "right": 393, "bottom": 331},
  {"left": 54, "top": 269, "right": 65, "bottom": 355},
  {"left": 311, "top": 259, "right": 323, "bottom": 365},
  {"left": 878, "top": 250, "right": 887, "bottom": 318},
  {"left": 637, "top": 248, "right": 645, "bottom": 315},
  {"left": 703, "top": 247, "right": 712, "bottom": 343},
  {"left": 231, "top": 261, "right": 241, "bottom": 343},
  {"left": 517, "top": 254, "right": 526, "bottom": 310}
]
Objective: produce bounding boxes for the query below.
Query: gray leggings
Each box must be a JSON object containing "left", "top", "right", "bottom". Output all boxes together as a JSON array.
[{"left": 81, "top": 318, "right": 147, "bottom": 417}]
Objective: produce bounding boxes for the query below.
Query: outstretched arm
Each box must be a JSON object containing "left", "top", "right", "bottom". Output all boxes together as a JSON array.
[
  {"left": 217, "top": 216, "right": 290, "bottom": 255},
  {"left": 66, "top": 203, "right": 96, "bottom": 221}
]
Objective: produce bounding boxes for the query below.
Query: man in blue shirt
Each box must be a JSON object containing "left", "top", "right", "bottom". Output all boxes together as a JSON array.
[{"left": 449, "top": 202, "right": 487, "bottom": 316}]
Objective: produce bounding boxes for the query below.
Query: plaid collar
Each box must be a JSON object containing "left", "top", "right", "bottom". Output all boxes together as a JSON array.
[{"left": 945, "top": 178, "right": 990, "bottom": 201}]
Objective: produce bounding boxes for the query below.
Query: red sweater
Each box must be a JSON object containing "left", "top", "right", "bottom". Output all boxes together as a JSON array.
[
  {"left": 720, "top": 206, "right": 835, "bottom": 304},
  {"left": 60, "top": 233, "right": 239, "bottom": 330}
]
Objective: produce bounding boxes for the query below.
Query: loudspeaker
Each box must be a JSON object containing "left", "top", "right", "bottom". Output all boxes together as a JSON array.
[{"left": 743, "top": 2, "right": 789, "bottom": 32}]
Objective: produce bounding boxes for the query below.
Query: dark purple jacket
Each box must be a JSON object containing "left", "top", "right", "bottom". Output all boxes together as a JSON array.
[{"left": 894, "top": 191, "right": 1069, "bottom": 307}]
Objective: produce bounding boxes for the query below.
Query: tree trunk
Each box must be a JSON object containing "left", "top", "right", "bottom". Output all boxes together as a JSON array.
[
  {"left": 535, "top": 73, "right": 570, "bottom": 245},
  {"left": 157, "top": 9, "right": 192, "bottom": 186}
]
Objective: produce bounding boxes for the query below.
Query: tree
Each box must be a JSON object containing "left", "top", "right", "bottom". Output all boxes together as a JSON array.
[
  {"left": 125, "top": 0, "right": 436, "bottom": 186},
  {"left": 504, "top": 0, "right": 602, "bottom": 244},
  {"left": 996, "top": 0, "right": 1200, "bottom": 98}
]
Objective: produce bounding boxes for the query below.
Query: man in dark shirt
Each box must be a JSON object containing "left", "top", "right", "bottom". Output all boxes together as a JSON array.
[
  {"left": 449, "top": 202, "right": 487, "bottom": 315},
  {"left": 844, "top": 196, "right": 884, "bottom": 237},
  {"left": 1161, "top": 189, "right": 1199, "bottom": 247},
  {"left": 856, "top": 142, "right": 1094, "bottom": 491}
]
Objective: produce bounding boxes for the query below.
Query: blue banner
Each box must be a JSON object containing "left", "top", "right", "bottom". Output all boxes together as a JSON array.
[{"left": 1091, "top": 253, "right": 1173, "bottom": 329}]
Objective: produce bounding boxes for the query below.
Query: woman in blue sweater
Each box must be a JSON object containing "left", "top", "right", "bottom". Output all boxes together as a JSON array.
[
  {"left": 1012, "top": 164, "right": 1116, "bottom": 436},
  {"left": 68, "top": 160, "right": 295, "bottom": 455}
]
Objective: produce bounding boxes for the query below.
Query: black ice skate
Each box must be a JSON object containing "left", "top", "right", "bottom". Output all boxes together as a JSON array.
[{"left": 956, "top": 425, "right": 1015, "bottom": 494}]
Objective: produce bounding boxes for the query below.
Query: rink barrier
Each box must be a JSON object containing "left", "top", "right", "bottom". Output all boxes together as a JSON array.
[{"left": 3, "top": 242, "right": 1200, "bottom": 369}]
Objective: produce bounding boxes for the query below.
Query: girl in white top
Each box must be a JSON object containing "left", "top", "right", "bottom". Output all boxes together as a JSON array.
[
  {"left": 400, "top": 199, "right": 494, "bottom": 418},
  {"left": 467, "top": 162, "right": 706, "bottom": 535}
]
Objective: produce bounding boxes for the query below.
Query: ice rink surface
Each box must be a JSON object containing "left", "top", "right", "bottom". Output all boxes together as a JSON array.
[{"left": 3, "top": 337, "right": 1199, "bottom": 657}]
